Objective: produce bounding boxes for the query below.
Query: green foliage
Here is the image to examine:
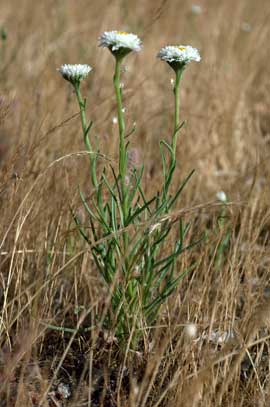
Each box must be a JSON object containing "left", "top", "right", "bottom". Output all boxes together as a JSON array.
[
  {"left": 74, "top": 166, "right": 196, "bottom": 345},
  {"left": 61, "top": 49, "right": 199, "bottom": 348},
  {"left": 0, "top": 27, "right": 7, "bottom": 42}
]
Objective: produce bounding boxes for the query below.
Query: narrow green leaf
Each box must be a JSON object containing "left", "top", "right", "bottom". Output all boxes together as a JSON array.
[
  {"left": 79, "top": 189, "right": 97, "bottom": 220},
  {"left": 168, "top": 169, "right": 195, "bottom": 209},
  {"left": 127, "top": 196, "right": 156, "bottom": 224},
  {"left": 128, "top": 166, "right": 144, "bottom": 205}
]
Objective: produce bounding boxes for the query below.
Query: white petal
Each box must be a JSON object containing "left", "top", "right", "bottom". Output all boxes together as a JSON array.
[
  {"left": 59, "top": 64, "right": 92, "bottom": 82},
  {"left": 157, "top": 45, "right": 201, "bottom": 64},
  {"left": 99, "top": 31, "right": 142, "bottom": 52}
]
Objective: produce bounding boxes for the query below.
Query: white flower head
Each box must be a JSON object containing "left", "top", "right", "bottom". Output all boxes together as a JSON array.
[
  {"left": 241, "top": 22, "right": 252, "bottom": 32},
  {"left": 191, "top": 4, "right": 202, "bottom": 15},
  {"left": 157, "top": 45, "right": 201, "bottom": 70},
  {"left": 216, "top": 191, "right": 227, "bottom": 203},
  {"left": 99, "top": 31, "right": 142, "bottom": 58},
  {"left": 59, "top": 64, "right": 92, "bottom": 84},
  {"left": 184, "top": 324, "right": 197, "bottom": 339}
]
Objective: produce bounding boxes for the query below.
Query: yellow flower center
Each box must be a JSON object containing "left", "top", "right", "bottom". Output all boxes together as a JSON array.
[
  {"left": 117, "top": 31, "right": 128, "bottom": 35},
  {"left": 178, "top": 46, "right": 186, "bottom": 51}
]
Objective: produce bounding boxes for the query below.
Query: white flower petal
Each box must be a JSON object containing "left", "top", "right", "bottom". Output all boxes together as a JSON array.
[
  {"left": 59, "top": 64, "right": 92, "bottom": 83},
  {"left": 216, "top": 191, "right": 227, "bottom": 203},
  {"left": 184, "top": 324, "right": 197, "bottom": 339},
  {"left": 99, "top": 31, "right": 142, "bottom": 53},
  {"left": 191, "top": 4, "right": 202, "bottom": 15},
  {"left": 241, "top": 22, "right": 252, "bottom": 32},
  {"left": 157, "top": 45, "right": 201, "bottom": 65}
]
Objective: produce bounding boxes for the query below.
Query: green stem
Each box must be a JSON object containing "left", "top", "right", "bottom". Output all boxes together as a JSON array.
[
  {"left": 74, "top": 83, "right": 98, "bottom": 188},
  {"left": 162, "top": 68, "right": 183, "bottom": 200},
  {"left": 172, "top": 68, "right": 183, "bottom": 157},
  {"left": 113, "top": 56, "right": 131, "bottom": 280},
  {"left": 113, "top": 57, "right": 128, "bottom": 224}
]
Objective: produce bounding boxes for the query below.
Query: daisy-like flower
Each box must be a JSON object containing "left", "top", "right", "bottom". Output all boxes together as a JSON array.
[
  {"left": 216, "top": 191, "right": 227, "bottom": 203},
  {"left": 59, "top": 64, "right": 92, "bottom": 84},
  {"left": 157, "top": 45, "right": 201, "bottom": 70},
  {"left": 99, "top": 31, "right": 142, "bottom": 58},
  {"left": 184, "top": 324, "right": 197, "bottom": 339},
  {"left": 191, "top": 4, "right": 203, "bottom": 15}
]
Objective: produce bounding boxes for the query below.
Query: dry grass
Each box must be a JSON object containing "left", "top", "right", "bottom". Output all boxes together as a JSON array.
[{"left": 1, "top": 0, "right": 270, "bottom": 405}]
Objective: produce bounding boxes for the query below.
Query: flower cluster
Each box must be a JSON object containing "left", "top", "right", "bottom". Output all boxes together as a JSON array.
[
  {"left": 59, "top": 64, "right": 92, "bottom": 84},
  {"left": 59, "top": 33, "right": 201, "bottom": 84}
]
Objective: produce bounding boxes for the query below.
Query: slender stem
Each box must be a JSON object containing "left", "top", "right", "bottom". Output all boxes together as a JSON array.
[
  {"left": 113, "top": 57, "right": 128, "bottom": 224},
  {"left": 113, "top": 55, "right": 131, "bottom": 284},
  {"left": 162, "top": 68, "right": 183, "bottom": 200},
  {"left": 74, "top": 82, "right": 98, "bottom": 188},
  {"left": 172, "top": 68, "right": 183, "bottom": 156}
]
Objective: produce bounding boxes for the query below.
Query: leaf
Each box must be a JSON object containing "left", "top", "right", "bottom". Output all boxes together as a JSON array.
[
  {"left": 128, "top": 166, "right": 144, "bottom": 206},
  {"left": 102, "top": 173, "right": 117, "bottom": 201},
  {"left": 85, "top": 120, "right": 93, "bottom": 136},
  {"left": 79, "top": 189, "right": 97, "bottom": 220},
  {"left": 144, "top": 268, "right": 191, "bottom": 319},
  {"left": 127, "top": 196, "right": 156, "bottom": 224},
  {"left": 70, "top": 207, "right": 92, "bottom": 245},
  {"left": 167, "top": 169, "right": 195, "bottom": 209}
]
